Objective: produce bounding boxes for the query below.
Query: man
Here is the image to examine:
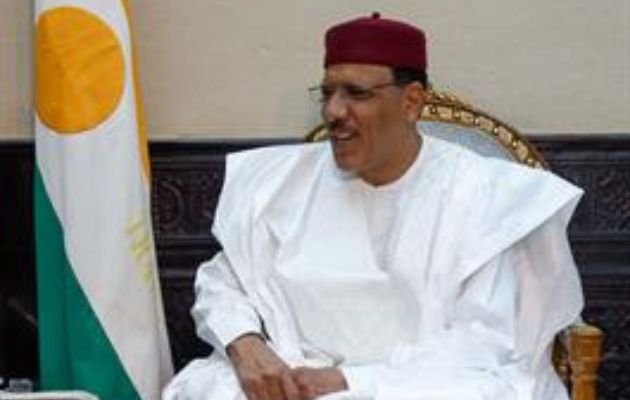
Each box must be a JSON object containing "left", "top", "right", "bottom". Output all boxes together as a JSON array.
[{"left": 165, "top": 13, "right": 583, "bottom": 400}]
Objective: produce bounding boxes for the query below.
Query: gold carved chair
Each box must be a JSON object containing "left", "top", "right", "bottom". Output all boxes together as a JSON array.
[{"left": 307, "top": 89, "right": 604, "bottom": 400}]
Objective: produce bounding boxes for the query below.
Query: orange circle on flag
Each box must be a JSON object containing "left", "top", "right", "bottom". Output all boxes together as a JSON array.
[{"left": 36, "top": 7, "right": 125, "bottom": 134}]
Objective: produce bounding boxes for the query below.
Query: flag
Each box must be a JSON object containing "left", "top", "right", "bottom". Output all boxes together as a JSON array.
[{"left": 34, "top": 1, "right": 173, "bottom": 399}]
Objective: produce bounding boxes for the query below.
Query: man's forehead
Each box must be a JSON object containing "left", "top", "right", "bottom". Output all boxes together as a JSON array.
[{"left": 323, "top": 63, "right": 392, "bottom": 83}]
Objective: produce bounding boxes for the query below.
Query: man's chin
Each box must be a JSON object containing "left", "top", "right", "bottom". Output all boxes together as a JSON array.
[{"left": 332, "top": 158, "right": 360, "bottom": 178}]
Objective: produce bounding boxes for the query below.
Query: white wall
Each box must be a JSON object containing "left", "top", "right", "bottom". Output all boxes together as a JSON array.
[
  {"left": 0, "top": 0, "right": 32, "bottom": 139},
  {"left": 2, "top": 0, "right": 629, "bottom": 139}
]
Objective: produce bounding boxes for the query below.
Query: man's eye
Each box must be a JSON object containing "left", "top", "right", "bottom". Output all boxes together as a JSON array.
[
  {"left": 344, "top": 85, "right": 371, "bottom": 99},
  {"left": 320, "top": 87, "right": 334, "bottom": 101}
]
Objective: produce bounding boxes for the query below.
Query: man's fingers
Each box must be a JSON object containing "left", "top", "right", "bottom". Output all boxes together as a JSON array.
[
  {"left": 262, "top": 369, "right": 287, "bottom": 400},
  {"left": 241, "top": 373, "right": 270, "bottom": 400},
  {"left": 280, "top": 372, "right": 301, "bottom": 400},
  {"left": 292, "top": 368, "right": 315, "bottom": 399},
  {"left": 252, "top": 368, "right": 300, "bottom": 400},
  {"left": 228, "top": 337, "right": 299, "bottom": 400}
]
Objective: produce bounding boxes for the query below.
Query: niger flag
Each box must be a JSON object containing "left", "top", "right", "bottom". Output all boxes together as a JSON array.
[{"left": 34, "top": 1, "right": 173, "bottom": 398}]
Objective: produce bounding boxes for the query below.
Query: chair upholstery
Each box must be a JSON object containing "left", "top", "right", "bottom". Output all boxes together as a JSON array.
[{"left": 307, "top": 89, "right": 604, "bottom": 400}]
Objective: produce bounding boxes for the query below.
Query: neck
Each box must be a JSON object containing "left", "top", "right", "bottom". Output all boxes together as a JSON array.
[{"left": 360, "top": 127, "right": 422, "bottom": 186}]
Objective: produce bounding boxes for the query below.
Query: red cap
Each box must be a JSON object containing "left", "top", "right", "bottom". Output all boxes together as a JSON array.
[{"left": 324, "top": 12, "right": 427, "bottom": 71}]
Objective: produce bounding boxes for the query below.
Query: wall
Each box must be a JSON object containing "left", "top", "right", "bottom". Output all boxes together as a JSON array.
[
  {"left": 0, "top": 0, "right": 32, "bottom": 139},
  {"left": 1, "top": 0, "right": 629, "bottom": 139}
]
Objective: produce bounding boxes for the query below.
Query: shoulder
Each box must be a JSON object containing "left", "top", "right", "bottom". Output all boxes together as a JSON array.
[
  {"left": 426, "top": 134, "right": 583, "bottom": 236},
  {"left": 227, "top": 142, "right": 325, "bottom": 175},
  {"left": 459, "top": 146, "right": 582, "bottom": 251},
  {"left": 428, "top": 137, "right": 584, "bottom": 280},
  {"left": 425, "top": 134, "right": 582, "bottom": 201},
  {"left": 224, "top": 142, "right": 327, "bottom": 188},
  {"left": 467, "top": 153, "right": 582, "bottom": 207},
  {"left": 214, "top": 142, "right": 329, "bottom": 232}
]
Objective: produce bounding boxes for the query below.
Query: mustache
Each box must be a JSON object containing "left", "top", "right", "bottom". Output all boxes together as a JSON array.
[{"left": 325, "top": 120, "right": 350, "bottom": 133}]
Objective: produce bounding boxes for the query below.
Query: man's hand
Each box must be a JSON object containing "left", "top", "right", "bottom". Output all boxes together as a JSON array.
[
  {"left": 226, "top": 333, "right": 300, "bottom": 400},
  {"left": 291, "top": 367, "right": 348, "bottom": 399}
]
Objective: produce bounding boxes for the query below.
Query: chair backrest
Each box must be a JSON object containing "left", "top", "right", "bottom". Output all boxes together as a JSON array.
[{"left": 418, "top": 90, "right": 547, "bottom": 168}]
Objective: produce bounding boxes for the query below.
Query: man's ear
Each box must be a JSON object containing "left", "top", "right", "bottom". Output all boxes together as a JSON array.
[{"left": 402, "top": 82, "right": 426, "bottom": 122}]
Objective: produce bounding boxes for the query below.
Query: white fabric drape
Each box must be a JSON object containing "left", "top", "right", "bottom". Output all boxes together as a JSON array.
[{"left": 164, "top": 133, "right": 583, "bottom": 400}]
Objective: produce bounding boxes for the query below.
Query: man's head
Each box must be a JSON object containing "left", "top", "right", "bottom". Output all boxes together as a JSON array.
[{"left": 318, "top": 13, "right": 428, "bottom": 185}]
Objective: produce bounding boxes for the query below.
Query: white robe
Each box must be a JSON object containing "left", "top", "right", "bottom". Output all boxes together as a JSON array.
[{"left": 163, "top": 132, "right": 584, "bottom": 400}]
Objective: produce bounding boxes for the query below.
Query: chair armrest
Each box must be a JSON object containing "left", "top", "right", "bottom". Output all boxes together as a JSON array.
[{"left": 568, "top": 323, "right": 603, "bottom": 400}]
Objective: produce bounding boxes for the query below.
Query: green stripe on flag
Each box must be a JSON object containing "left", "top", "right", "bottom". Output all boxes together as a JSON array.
[{"left": 35, "top": 167, "right": 140, "bottom": 400}]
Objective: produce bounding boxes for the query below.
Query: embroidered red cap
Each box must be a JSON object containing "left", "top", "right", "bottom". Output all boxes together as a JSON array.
[{"left": 324, "top": 12, "right": 427, "bottom": 71}]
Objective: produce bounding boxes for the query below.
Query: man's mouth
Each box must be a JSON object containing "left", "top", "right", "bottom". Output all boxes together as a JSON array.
[
  {"left": 326, "top": 121, "right": 357, "bottom": 142},
  {"left": 332, "top": 130, "right": 357, "bottom": 141}
]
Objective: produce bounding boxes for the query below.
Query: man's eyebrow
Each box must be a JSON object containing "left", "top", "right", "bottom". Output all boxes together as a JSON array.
[{"left": 320, "top": 81, "right": 371, "bottom": 87}]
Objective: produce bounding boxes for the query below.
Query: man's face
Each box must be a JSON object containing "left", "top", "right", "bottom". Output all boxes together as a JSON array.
[{"left": 320, "top": 64, "right": 420, "bottom": 183}]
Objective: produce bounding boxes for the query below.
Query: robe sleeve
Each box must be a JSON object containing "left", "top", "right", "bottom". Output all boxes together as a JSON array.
[
  {"left": 337, "top": 213, "right": 582, "bottom": 400},
  {"left": 191, "top": 251, "right": 264, "bottom": 357}
]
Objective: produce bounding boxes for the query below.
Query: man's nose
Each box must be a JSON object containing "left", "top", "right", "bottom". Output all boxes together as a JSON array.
[{"left": 322, "top": 91, "right": 349, "bottom": 123}]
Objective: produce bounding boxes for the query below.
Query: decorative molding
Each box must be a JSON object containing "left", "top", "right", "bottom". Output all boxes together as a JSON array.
[{"left": 160, "top": 275, "right": 212, "bottom": 370}]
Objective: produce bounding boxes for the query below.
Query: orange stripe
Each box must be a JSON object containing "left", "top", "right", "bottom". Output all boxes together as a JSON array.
[{"left": 121, "top": 0, "right": 151, "bottom": 182}]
